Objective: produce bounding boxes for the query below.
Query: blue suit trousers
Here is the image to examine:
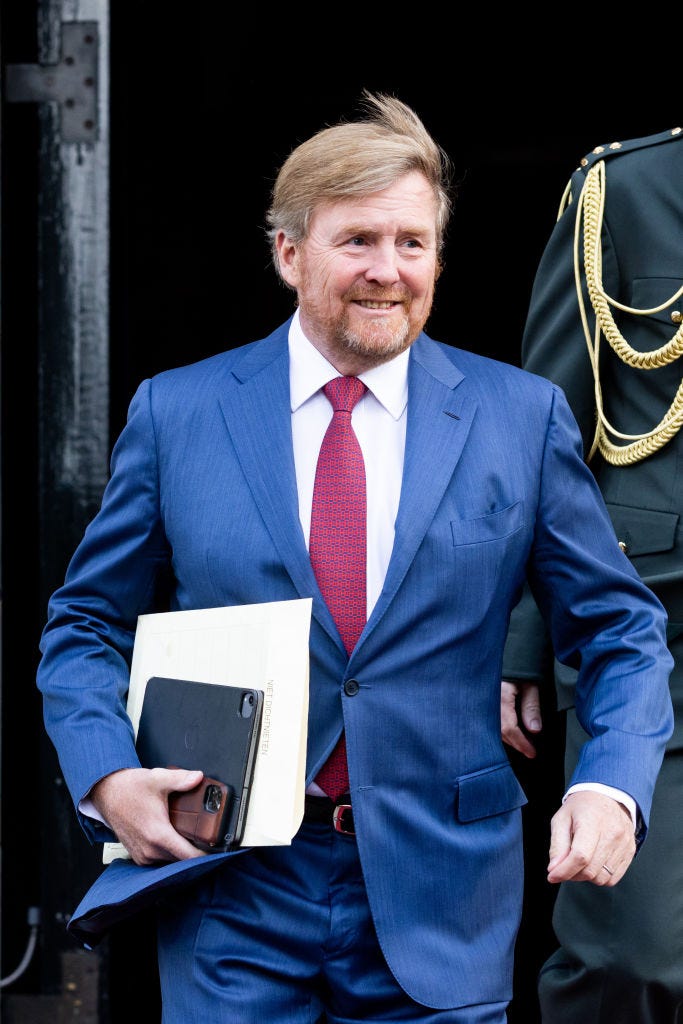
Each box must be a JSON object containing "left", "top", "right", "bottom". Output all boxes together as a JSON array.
[{"left": 155, "top": 821, "right": 508, "bottom": 1024}]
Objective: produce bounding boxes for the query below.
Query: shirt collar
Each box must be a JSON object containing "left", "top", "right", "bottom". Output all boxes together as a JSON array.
[{"left": 288, "top": 308, "right": 409, "bottom": 420}]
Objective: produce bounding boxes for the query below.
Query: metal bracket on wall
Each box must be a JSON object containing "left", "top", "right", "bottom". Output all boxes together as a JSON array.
[{"left": 5, "top": 21, "right": 98, "bottom": 144}]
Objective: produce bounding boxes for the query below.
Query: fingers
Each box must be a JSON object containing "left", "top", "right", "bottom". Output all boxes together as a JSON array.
[
  {"left": 518, "top": 684, "right": 542, "bottom": 735},
  {"left": 164, "top": 766, "right": 206, "bottom": 793},
  {"left": 91, "top": 766, "right": 206, "bottom": 865},
  {"left": 547, "top": 791, "right": 636, "bottom": 887},
  {"left": 501, "top": 680, "right": 541, "bottom": 759}
]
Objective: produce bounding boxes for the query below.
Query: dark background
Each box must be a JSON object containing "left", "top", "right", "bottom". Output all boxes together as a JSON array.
[{"left": 3, "top": 8, "right": 681, "bottom": 1020}]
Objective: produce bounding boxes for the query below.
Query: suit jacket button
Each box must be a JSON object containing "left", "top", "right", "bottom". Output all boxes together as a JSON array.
[{"left": 344, "top": 678, "right": 360, "bottom": 696}]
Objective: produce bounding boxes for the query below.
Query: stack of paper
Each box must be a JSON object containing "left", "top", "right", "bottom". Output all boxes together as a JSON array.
[{"left": 103, "top": 597, "right": 311, "bottom": 863}]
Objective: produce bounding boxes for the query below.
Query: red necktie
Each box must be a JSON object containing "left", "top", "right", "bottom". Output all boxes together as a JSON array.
[{"left": 310, "top": 376, "right": 367, "bottom": 801}]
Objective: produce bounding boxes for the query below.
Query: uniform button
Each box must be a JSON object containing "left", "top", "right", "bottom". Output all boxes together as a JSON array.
[
  {"left": 609, "top": 141, "right": 622, "bottom": 149},
  {"left": 344, "top": 678, "right": 360, "bottom": 696},
  {"left": 672, "top": 127, "right": 682, "bottom": 135},
  {"left": 671, "top": 310, "right": 682, "bottom": 324},
  {"left": 618, "top": 540, "right": 628, "bottom": 554},
  {"left": 593, "top": 145, "right": 605, "bottom": 154}
]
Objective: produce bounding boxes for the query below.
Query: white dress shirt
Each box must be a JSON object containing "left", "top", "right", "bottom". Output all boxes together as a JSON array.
[{"left": 289, "top": 309, "right": 408, "bottom": 618}]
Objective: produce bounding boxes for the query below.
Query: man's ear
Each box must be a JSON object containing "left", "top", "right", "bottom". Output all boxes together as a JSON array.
[{"left": 275, "top": 230, "right": 299, "bottom": 288}]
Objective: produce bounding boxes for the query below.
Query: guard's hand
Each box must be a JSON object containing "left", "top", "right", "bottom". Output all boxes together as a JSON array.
[
  {"left": 501, "top": 680, "right": 542, "bottom": 759},
  {"left": 547, "top": 790, "right": 636, "bottom": 886},
  {"left": 91, "top": 766, "right": 206, "bottom": 865}
]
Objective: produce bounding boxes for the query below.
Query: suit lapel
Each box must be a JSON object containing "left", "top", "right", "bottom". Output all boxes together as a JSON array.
[
  {"left": 217, "top": 324, "right": 343, "bottom": 649},
  {"left": 362, "top": 336, "right": 477, "bottom": 646},
  {"left": 217, "top": 327, "right": 477, "bottom": 656}
]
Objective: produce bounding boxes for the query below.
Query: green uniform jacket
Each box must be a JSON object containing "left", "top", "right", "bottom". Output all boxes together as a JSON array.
[{"left": 504, "top": 126, "right": 683, "bottom": 723}]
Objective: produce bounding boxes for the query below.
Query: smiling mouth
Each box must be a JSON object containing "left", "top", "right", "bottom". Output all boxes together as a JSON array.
[{"left": 354, "top": 299, "right": 400, "bottom": 309}]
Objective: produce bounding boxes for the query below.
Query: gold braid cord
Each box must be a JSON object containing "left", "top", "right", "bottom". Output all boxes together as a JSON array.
[{"left": 573, "top": 159, "right": 683, "bottom": 465}]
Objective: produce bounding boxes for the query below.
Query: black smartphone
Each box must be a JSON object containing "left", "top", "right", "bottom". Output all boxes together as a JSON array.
[{"left": 136, "top": 677, "right": 264, "bottom": 851}]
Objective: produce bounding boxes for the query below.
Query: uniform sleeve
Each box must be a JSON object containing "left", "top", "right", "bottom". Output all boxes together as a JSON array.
[
  {"left": 521, "top": 167, "right": 620, "bottom": 451},
  {"left": 503, "top": 167, "right": 620, "bottom": 682}
]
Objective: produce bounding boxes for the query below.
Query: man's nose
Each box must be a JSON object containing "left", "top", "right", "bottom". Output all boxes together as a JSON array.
[{"left": 364, "top": 244, "right": 401, "bottom": 285}]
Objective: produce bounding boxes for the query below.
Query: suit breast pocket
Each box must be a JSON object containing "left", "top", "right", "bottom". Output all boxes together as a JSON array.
[
  {"left": 450, "top": 501, "right": 524, "bottom": 547},
  {"left": 446, "top": 502, "right": 526, "bottom": 619}
]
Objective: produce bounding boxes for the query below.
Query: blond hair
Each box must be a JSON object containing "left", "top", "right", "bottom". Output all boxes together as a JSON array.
[{"left": 265, "top": 91, "right": 453, "bottom": 279}]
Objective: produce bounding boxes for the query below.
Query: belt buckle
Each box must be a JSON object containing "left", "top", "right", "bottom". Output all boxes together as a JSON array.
[{"left": 332, "top": 803, "right": 354, "bottom": 835}]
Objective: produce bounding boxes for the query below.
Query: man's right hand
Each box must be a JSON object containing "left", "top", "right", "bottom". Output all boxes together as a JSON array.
[
  {"left": 91, "top": 766, "right": 207, "bottom": 865},
  {"left": 501, "top": 680, "right": 543, "bottom": 759}
]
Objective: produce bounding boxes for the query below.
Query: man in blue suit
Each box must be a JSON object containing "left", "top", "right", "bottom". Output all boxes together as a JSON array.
[{"left": 38, "top": 93, "right": 673, "bottom": 1023}]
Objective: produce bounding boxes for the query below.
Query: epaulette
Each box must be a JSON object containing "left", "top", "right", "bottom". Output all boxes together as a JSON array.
[{"left": 579, "top": 125, "right": 682, "bottom": 170}]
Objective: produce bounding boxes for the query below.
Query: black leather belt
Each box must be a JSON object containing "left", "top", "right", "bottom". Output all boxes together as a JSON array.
[{"left": 303, "top": 794, "right": 355, "bottom": 835}]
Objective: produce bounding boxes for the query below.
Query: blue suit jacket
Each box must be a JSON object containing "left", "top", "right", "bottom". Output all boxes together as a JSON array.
[{"left": 38, "top": 320, "right": 673, "bottom": 1009}]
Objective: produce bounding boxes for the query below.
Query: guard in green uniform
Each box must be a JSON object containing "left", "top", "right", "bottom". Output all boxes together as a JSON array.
[{"left": 503, "top": 126, "right": 683, "bottom": 1022}]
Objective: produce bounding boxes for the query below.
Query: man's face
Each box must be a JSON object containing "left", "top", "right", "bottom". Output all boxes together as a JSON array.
[{"left": 276, "top": 170, "right": 441, "bottom": 375}]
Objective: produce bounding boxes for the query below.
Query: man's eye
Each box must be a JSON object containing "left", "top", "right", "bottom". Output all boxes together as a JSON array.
[{"left": 349, "top": 236, "right": 366, "bottom": 247}]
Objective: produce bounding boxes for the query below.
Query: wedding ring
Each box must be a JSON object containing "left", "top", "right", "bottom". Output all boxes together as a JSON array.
[{"left": 601, "top": 863, "right": 614, "bottom": 876}]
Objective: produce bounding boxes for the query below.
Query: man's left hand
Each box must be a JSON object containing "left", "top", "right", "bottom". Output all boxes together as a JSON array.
[{"left": 547, "top": 790, "right": 636, "bottom": 886}]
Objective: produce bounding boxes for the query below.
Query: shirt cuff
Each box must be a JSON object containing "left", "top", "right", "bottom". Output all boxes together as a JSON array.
[{"left": 78, "top": 795, "right": 108, "bottom": 826}]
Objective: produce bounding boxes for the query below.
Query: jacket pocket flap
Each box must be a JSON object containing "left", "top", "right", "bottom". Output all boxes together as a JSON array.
[
  {"left": 605, "top": 502, "right": 679, "bottom": 557},
  {"left": 451, "top": 501, "right": 523, "bottom": 546},
  {"left": 630, "top": 278, "right": 683, "bottom": 327},
  {"left": 455, "top": 762, "right": 527, "bottom": 822}
]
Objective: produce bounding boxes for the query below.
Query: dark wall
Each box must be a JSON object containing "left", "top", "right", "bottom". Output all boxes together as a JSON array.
[
  {"left": 110, "top": 23, "right": 683, "bottom": 441},
  {"left": 110, "top": 24, "right": 683, "bottom": 436}
]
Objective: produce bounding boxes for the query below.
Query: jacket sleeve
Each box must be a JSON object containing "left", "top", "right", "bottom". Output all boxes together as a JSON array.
[
  {"left": 36, "top": 378, "right": 172, "bottom": 843},
  {"left": 523, "top": 386, "right": 673, "bottom": 826}
]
